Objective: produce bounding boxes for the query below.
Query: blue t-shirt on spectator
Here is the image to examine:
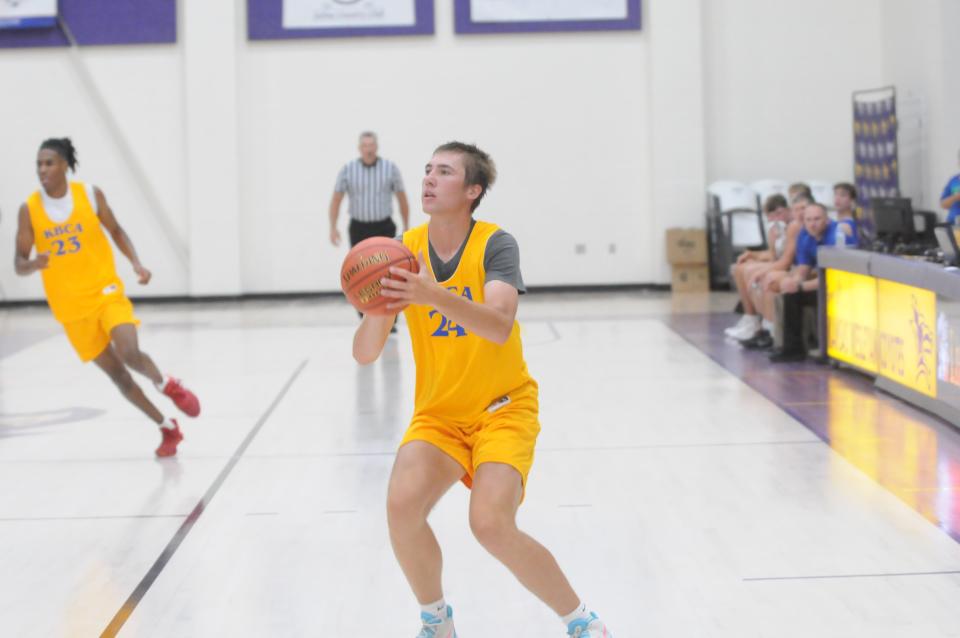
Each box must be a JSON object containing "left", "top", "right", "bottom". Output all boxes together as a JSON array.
[
  {"left": 943, "top": 174, "right": 960, "bottom": 224},
  {"left": 833, "top": 218, "right": 859, "bottom": 248},
  {"left": 795, "top": 219, "right": 839, "bottom": 267}
]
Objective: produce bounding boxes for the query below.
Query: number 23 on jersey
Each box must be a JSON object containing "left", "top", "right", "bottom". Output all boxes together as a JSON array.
[{"left": 51, "top": 236, "right": 81, "bottom": 256}]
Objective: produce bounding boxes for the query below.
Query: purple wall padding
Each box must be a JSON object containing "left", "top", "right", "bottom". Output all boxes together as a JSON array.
[
  {"left": 454, "top": 0, "right": 641, "bottom": 34},
  {"left": 0, "top": 0, "right": 176, "bottom": 49},
  {"left": 248, "top": 0, "right": 434, "bottom": 40}
]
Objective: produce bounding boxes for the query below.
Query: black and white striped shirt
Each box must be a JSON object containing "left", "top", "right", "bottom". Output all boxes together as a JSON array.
[{"left": 334, "top": 157, "right": 405, "bottom": 223}]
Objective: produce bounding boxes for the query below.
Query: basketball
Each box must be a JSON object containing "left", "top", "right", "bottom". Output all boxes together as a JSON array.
[{"left": 340, "top": 237, "right": 419, "bottom": 315}]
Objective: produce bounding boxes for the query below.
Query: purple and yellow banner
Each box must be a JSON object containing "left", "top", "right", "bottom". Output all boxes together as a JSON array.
[{"left": 853, "top": 87, "right": 899, "bottom": 208}]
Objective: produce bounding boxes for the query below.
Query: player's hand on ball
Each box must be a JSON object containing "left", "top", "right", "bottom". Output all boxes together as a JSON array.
[
  {"left": 134, "top": 263, "right": 152, "bottom": 285},
  {"left": 382, "top": 252, "right": 436, "bottom": 310}
]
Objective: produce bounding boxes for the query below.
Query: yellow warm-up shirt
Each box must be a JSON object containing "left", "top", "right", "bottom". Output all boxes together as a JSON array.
[
  {"left": 27, "top": 182, "right": 124, "bottom": 323},
  {"left": 402, "top": 221, "right": 534, "bottom": 426}
]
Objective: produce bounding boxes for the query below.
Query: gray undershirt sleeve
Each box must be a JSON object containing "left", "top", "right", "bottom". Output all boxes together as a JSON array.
[{"left": 484, "top": 230, "right": 526, "bottom": 294}]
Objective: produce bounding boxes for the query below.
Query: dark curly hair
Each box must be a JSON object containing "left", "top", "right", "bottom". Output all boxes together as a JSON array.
[{"left": 39, "top": 138, "right": 79, "bottom": 172}]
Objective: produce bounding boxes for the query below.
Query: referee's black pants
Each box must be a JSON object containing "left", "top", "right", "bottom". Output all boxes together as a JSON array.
[
  {"left": 349, "top": 217, "right": 397, "bottom": 247},
  {"left": 348, "top": 217, "right": 398, "bottom": 324}
]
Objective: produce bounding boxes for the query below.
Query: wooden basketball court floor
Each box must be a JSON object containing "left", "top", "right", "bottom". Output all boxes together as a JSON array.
[{"left": 1, "top": 291, "right": 959, "bottom": 637}]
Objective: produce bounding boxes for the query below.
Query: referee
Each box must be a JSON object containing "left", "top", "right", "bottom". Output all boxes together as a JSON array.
[{"left": 329, "top": 131, "right": 409, "bottom": 248}]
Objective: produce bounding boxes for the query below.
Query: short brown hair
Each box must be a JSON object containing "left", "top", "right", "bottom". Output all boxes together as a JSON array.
[
  {"left": 763, "top": 193, "right": 788, "bottom": 213},
  {"left": 788, "top": 182, "right": 812, "bottom": 199},
  {"left": 834, "top": 182, "right": 857, "bottom": 200},
  {"left": 434, "top": 141, "right": 497, "bottom": 212}
]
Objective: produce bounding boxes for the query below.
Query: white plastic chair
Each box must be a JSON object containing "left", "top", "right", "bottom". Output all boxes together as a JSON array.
[
  {"left": 707, "top": 180, "right": 757, "bottom": 213},
  {"left": 806, "top": 180, "right": 835, "bottom": 210},
  {"left": 705, "top": 181, "right": 766, "bottom": 288},
  {"left": 749, "top": 179, "right": 789, "bottom": 210},
  {"left": 706, "top": 181, "right": 764, "bottom": 248}
]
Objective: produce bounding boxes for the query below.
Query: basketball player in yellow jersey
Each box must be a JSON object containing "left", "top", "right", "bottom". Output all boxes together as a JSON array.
[
  {"left": 353, "top": 142, "right": 614, "bottom": 637},
  {"left": 14, "top": 138, "right": 201, "bottom": 457}
]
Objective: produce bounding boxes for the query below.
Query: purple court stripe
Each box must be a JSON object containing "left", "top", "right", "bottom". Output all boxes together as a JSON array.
[
  {"left": 744, "top": 570, "right": 960, "bottom": 582},
  {"left": 667, "top": 313, "right": 960, "bottom": 546},
  {"left": 100, "top": 359, "right": 308, "bottom": 638}
]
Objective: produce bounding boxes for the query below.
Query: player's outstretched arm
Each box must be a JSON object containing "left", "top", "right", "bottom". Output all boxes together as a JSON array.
[
  {"left": 353, "top": 314, "right": 395, "bottom": 364},
  {"left": 14, "top": 204, "right": 47, "bottom": 276},
  {"left": 95, "top": 188, "right": 152, "bottom": 285}
]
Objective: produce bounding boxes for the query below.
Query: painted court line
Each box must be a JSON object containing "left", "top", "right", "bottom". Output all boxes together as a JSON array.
[
  {"left": 100, "top": 359, "right": 309, "bottom": 638},
  {"left": 0, "top": 514, "right": 186, "bottom": 523},
  {"left": 744, "top": 570, "right": 960, "bottom": 582}
]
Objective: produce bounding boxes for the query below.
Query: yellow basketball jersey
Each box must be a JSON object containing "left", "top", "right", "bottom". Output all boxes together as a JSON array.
[
  {"left": 402, "top": 221, "right": 534, "bottom": 425},
  {"left": 27, "top": 182, "right": 123, "bottom": 323}
]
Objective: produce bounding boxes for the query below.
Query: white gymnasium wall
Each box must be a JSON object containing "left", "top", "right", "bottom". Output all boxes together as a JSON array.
[
  {"left": 879, "top": 0, "right": 960, "bottom": 213},
  {"left": 2, "top": 0, "right": 955, "bottom": 298},
  {"left": 647, "top": 0, "right": 707, "bottom": 283},
  {"left": 702, "top": 0, "right": 885, "bottom": 187},
  {"left": 0, "top": 46, "right": 188, "bottom": 301},
  {"left": 237, "top": 0, "right": 654, "bottom": 292},
  {"left": 944, "top": 1, "right": 960, "bottom": 192}
]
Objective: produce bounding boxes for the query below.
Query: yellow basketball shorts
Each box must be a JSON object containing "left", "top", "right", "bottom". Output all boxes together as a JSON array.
[
  {"left": 61, "top": 295, "right": 140, "bottom": 362},
  {"left": 400, "top": 380, "right": 541, "bottom": 494}
]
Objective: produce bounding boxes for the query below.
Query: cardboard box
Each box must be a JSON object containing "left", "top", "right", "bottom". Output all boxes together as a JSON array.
[
  {"left": 666, "top": 228, "right": 708, "bottom": 265},
  {"left": 671, "top": 264, "right": 710, "bottom": 293}
]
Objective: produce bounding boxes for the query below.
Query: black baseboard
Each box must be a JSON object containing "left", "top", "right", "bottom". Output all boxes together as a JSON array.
[
  {"left": 526, "top": 283, "right": 671, "bottom": 294},
  {"left": 0, "top": 283, "right": 673, "bottom": 310}
]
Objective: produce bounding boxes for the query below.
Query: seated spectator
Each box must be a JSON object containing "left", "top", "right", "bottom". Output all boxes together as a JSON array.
[
  {"left": 781, "top": 203, "right": 836, "bottom": 293},
  {"left": 832, "top": 182, "right": 860, "bottom": 247},
  {"left": 764, "top": 203, "right": 835, "bottom": 362},
  {"left": 725, "top": 194, "right": 792, "bottom": 340},
  {"left": 738, "top": 193, "right": 810, "bottom": 348},
  {"left": 788, "top": 182, "right": 813, "bottom": 201},
  {"left": 941, "top": 149, "right": 960, "bottom": 225}
]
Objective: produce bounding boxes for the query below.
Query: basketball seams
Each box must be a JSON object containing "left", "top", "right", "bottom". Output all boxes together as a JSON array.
[
  {"left": 344, "top": 256, "right": 415, "bottom": 296},
  {"left": 340, "top": 237, "right": 418, "bottom": 314}
]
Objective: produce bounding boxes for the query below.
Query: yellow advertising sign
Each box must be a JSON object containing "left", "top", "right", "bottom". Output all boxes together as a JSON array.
[
  {"left": 825, "top": 269, "right": 878, "bottom": 372},
  {"left": 877, "top": 279, "right": 937, "bottom": 398}
]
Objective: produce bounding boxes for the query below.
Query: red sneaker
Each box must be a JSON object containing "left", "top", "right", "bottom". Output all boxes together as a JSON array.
[
  {"left": 161, "top": 376, "right": 201, "bottom": 417},
  {"left": 155, "top": 420, "right": 183, "bottom": 457}
]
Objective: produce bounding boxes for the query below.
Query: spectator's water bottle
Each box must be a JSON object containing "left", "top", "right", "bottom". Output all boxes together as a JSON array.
[{"left": 834, "top": 223, "right": 849, "bottom": 248}]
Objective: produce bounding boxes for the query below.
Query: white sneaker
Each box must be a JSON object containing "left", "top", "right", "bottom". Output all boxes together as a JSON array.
[
  {"left": 416, "top": 605, "right": 457, "bottom": 638},
  {"left": 725, "top": 315, "right": 760, "bottom": 340},
  {"left": 723, "top": 314, "right": 752, "bottom": 337},
  {"left": 567, "top": 612, "right": 612, "bottom": 637}
]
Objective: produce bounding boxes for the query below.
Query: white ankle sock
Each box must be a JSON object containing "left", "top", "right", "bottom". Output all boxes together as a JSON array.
[
  {"left": 762, "top": 319, "right": 774, "bottom": 332},
  {"left": 154, "top": 374, "right": 170, "bottom": 392},
  {"left": 159, "top": 417, "right": 176, "bottom": 430},
  {"left": 420, "top": 598, "right": 447, "bottom": 619},
  {"left": 561, "top": 601, "right": 589, "bottom": 625}
]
